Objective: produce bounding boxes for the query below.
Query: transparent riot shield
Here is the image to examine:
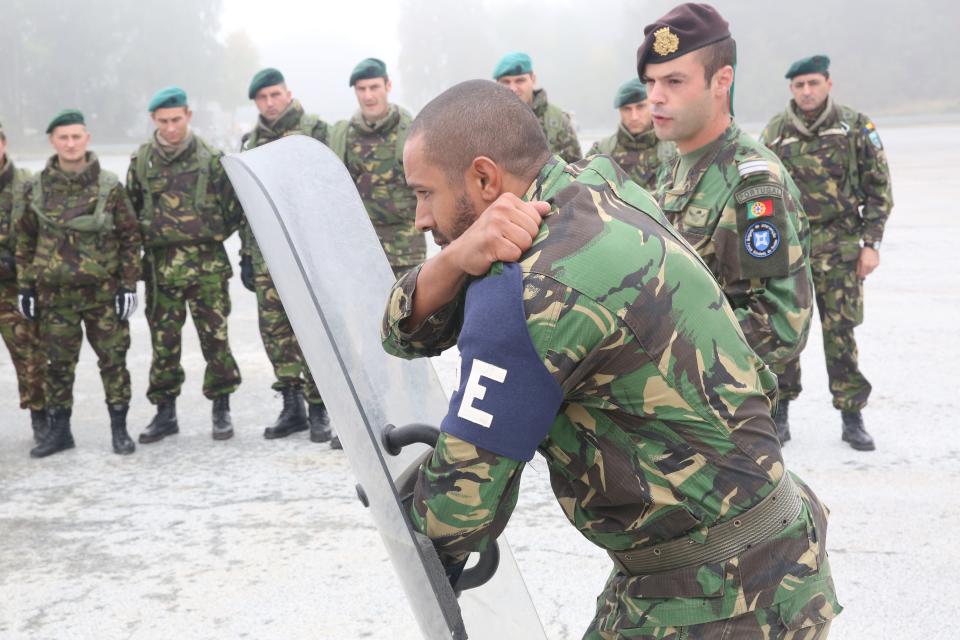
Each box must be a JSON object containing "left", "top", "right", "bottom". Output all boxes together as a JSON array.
[{"left": 223, "top": 136, "right": 546, "bottom": 640}]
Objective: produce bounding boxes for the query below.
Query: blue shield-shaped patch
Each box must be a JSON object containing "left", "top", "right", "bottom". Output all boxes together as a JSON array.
[{"left": 752, "top": 229, "right": 771, "bottom": 251}]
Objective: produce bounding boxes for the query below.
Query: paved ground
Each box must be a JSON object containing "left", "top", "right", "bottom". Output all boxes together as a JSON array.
[{"left": 1, "top": 124, "right": 958, "bottom": 639}]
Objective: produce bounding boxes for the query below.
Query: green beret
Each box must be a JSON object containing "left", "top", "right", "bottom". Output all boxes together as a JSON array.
[
  {"left": 785, "top": 55, "right": 830, "bottom": 79},
  {"left": 492, "top": 52, "right": 533, "bottom": 80},
  {"left": 614, "top": 78, "right": 647, "bottom": 108},
  {"left": 148, "top": 86, "right": 188, "bottom": 112},
  {"left": 46, "top": 109, "right": 85, "bottom": 134},
  {"left": 349, "top": 58, "right": 388, "bottom": 87},
  {"left": 248, "top": 68, "right": 285, "bottom": 100},
  {"left": 637, "top": 3, "right": 732, "bottom": 72}
]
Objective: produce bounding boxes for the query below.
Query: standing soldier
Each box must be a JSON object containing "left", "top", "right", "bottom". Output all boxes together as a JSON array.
[
  {"left": 587, "top": 78, "right": 677, "bottom": 192},
  {"left": 641, "top": 4, "right": 814, "bottom": 424},
  {"left": 760, "top": 55, "right": 891, "bottom": 451},
  {"left": 239, "top": 68, "right": 332, "bottom": 444},
  {"left": 329, "top": 58, "right": 425, "bottom": 279},
  {"left": 127, "top": 87, "right": 243, "bottom": 444},
  {"left": 493, "top": 52, "right": 582, "bottom": 163},
  {"left": 0, "top": 121, "right": 47, "bottom": 442},
  {"left": 16, "top": 110, "right": 140, "bottom": 458}
]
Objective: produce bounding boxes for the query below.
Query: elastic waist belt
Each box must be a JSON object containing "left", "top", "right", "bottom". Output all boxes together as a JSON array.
[{"left": 609, "top": 473, "right": 803, "bottom": 576}]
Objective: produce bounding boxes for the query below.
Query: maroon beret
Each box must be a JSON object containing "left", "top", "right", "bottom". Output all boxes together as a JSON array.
[{"left": 636, "top": 3, "right": 731, "bottom": 75}]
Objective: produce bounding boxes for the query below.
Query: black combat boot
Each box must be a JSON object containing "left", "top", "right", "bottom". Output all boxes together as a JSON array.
[
  {"left": 30, "top": 407, "right": 75, "bottom": 458},
  {"left": 109, "top": 403, "right": 135, "bottom": 455},
  {"left": 308, "top": 403, "right": 332, "bottom": 443},
  {"left": 773, "top": 400, "right": 791, "bottom": 445},
  {"left": 212, "top": 395, "right": 234, "bottom": 441},
  {"left": 139, "top": 398, "right": 179, "bottom": 444},
  {"left": 30, "top": 408, "right": 48, "bottom": 444},
  {"left": 263, "top": 387, "right": 308, "bottom": 439},
  {"left": 329, "top": 431, "right": 343, "bottom": 450},
  {"left": 841, "top": 410, "right": 875, "bottom": 451}
]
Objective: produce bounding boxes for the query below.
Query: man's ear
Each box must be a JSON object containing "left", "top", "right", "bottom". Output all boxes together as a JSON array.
[{"left": 469, "top": 156, "right": 503, "bottom": 203}]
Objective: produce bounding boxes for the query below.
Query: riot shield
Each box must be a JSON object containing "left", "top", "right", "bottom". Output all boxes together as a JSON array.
[{"left": 223, "top": 136, "right": 546, "bottom": 640}]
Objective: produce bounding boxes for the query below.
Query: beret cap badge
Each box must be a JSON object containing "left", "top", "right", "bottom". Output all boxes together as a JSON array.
[{"left": 653, "top": 27, "right": 680, "bottom": 56}]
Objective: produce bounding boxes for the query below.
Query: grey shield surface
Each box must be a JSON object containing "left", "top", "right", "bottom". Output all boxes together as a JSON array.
[{"left": 223, "top": 136, "right": 546, "bottom": 640}]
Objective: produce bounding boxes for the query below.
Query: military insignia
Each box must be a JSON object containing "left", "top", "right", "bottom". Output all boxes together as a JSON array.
[
  {"left": 734, "top": 184, "right": 783, "bottom": 204},
  {"left": 746, "top": 199, "right": 774, "bottom": 220},
  {"left": 864, "top": 122, "right": 883, "bottom": 150},
  {"left": 743, "top": 220, "right": 781, "bottom": 258},
  {"left": 737, "top": 160, "right": 771, "bottom": 178},
  {"left": 653, "top": 27, "right": 680, "bottom": 56}
]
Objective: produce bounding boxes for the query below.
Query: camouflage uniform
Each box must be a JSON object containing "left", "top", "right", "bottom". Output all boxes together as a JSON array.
[
  {"left": 531, "top": 89, "right": 582, "bottom": 163},
  {"left": 15, "top": 153, "right": 140, "bottom": 408},
  {"left": 587, "top": 125, "right": 677, "bottom": 192},
  {"left": 760, "top": 98, "right": 892, "bottom": 410},
  {"left": 329, "top": 104, "right": 425, "bottom": 277},
  {"left": 382, "top": 155, "right": 840, "bottom": 637},
  {"left": 126, "top": 131, "right": 243, "bottom": 404},
  {"left": 240, "top": 100, "right": 327, "bottom": 404},
  {"left": 0, "top": 156, "right": 45, "bottom": 411},
  {"left": 658, "top": 122, "right": 814, "bottom": 376}
]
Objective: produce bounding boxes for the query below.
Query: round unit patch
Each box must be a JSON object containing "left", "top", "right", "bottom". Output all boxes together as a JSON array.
[{"left": 744, "top": 221, "right": 781, "bottom": 258}]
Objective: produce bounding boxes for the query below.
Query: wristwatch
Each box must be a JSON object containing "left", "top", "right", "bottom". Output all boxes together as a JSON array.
[{"left": 863, "top": 241, "right": 880, "bottom": 250}]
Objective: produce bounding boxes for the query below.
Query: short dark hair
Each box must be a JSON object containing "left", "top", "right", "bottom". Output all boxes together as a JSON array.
[
  {"left": 408, "top": 79, "right": 551, "bottom": 184},
  {"left": 698, "top": 37, "right": 737, "bottom": 84}
]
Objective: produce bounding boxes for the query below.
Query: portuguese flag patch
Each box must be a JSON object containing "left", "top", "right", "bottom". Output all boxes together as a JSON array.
[{"left": 746, "top": 198, "right": 774, "bottom": 219}]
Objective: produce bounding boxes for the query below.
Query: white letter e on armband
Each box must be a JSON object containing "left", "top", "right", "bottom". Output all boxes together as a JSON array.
[{"left": 457, "top": 358, "right": 507, "bottom": 428}]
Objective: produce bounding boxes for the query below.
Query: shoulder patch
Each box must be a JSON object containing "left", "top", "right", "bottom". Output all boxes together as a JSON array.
[
  {"left": 863, "top": 121, "right": 883, "bottom": 149},
  {"left": 737, "top": 160, "right": 772, "bottom": 178},
  {"left": 734, "top": 183, "right": 784, "bottom": 204},
  {"left": 743, "top": 220, "right": 781, "bottom": 259}
]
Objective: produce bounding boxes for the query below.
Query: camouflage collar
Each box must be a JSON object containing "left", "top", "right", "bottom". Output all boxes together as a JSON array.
[
  {"left": 522, "top": 155, "right": 569, "bottom": 203},
  {"left": 617, "top": 124, "right": 659, "bottom": 151},
  {"left": 787, "top": 96, "right": 836, "bottom": 137},
  {"left": 351, "top": 103, "right": 400, "bottom": 135},
  {"left": 662, "top": 121, "right": 739, "bottom": 206},
  {"left": 257, "top": 99, "right": 305, "bottom": 140},
  {"left": 530, "top": 88, "right": 550, "bottom": 118},
  {"left": 0, "top": 156, "right": 12, "bottom": 191},
  {"left": 45, "top": 151, "right": 100, "bottom": 187},
  {"left": 151, "top": 129, "right": 195, "bottom": 164}
]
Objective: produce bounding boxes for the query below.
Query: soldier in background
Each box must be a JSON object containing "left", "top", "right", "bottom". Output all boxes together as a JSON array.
[
  {"left": 587, "top": 78, "right": 676, "bottom": 192},
  {"left": 760, "top": 55, "right": 892, "bottom": 451},
  {"left": 0, "top": 120, "right": 47, "bottom": 443},
  {"left": 239, "top": 68, "right": 332, "bottom": 444},
  {"left": 127, "top": 87, "right": 242, "bottom": 444},
  {"left": 493, "top": 52, "right": 582, "bottom": 163},
  {"left": 643, "top": 5, "right": 815, "bottom": 423},
  {"left": 16, "top": 110, "right": 140, "bottom": 458}
]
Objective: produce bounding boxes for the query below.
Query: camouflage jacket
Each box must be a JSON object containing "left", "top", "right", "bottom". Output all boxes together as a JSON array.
[
  {"left": 329, "top": 104, "right": 425, "bottom": 269},
  {"left": 127, "top": 132, "right": 242, "bottom": 285},
  {"left": 0, "top": 157, "right": 31, "bottom": 281},
  {"left": 760, "top": 98, "right": 893, "bottom": 264},
  {"left": 658, "top": 122, "right": 813, "bottom": 369},
  {"left": 16, "top": 153, "right": 140, "bottom": 291},
  {"left": 381, "top": 155, "right": 838, "bottom": 631},
  {"left": 587, "top": 125, "right": 677, "bottom": 192},
  {"left": 531, "top": 88, "right": 582, "bottom": 163},
  {"left": 239, "top": 100, "right": 329, "bottom": 273}
]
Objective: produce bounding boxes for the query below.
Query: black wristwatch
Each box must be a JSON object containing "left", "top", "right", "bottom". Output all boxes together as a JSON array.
[{"left": 863, "top": 241, "right": 880, "bottom": 250}]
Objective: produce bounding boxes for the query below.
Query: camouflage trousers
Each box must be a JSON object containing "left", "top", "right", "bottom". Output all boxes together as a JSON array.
[
  {"left": 582, "top": 609, "right": 831, "bottom": 639},
  {"left": 0, "top": 280, "right": 45, "bottom": 410},
  {"left": 253, "top": 272, "right": 322, "bottom": 404},
  {"left": 775, "top": 260, "right": 871, "bottom": 410},
  {"left": 146, "top": 277, "right": 241, "bottom": 403},
  {"left": 38, "top": 281, "right": 131, "bottom": 408}
]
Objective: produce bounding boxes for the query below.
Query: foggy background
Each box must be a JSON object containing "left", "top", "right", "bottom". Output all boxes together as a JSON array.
[{"left": 2, "top": 0, "right": 958, "bottom": 151}]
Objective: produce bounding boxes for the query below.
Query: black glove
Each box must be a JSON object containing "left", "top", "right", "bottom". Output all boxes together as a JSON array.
[
  {"left": 18, "top": 288, "right": 37, "bottom": 321},
  {"left": 115, "top": 287, "right": 138, "bottom": 321},
  {"left": 240, "top": 255, "right": 255, "bottom": 292}
]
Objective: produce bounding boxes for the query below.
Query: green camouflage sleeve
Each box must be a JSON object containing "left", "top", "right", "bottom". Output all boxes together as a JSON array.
[
  {"left": 855, "top": 114, "right": 893, "bottom": 244},
  {"left": 311, "top": 121, "right": 329, "bottom": 146},
  {"left": 125, "top": 156, "right": 144, "bottom": 216},
  {"left": 555, "top": 114, "right": 582, "bottom": 163},
  {"left": 380, "top": 265, "right": 466, "bottom": 359},
  {"left": 14, "top": 185, "right": 38, "bottom": 289},
  {"left": 213, "top": 154, "right": 243, "bottom": 236},
  {"left": 411, "top": 272, "right": 615, "bottom": 564},
  {"left": 110, "top": 185, "right": 143, "bottom": 288}
]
